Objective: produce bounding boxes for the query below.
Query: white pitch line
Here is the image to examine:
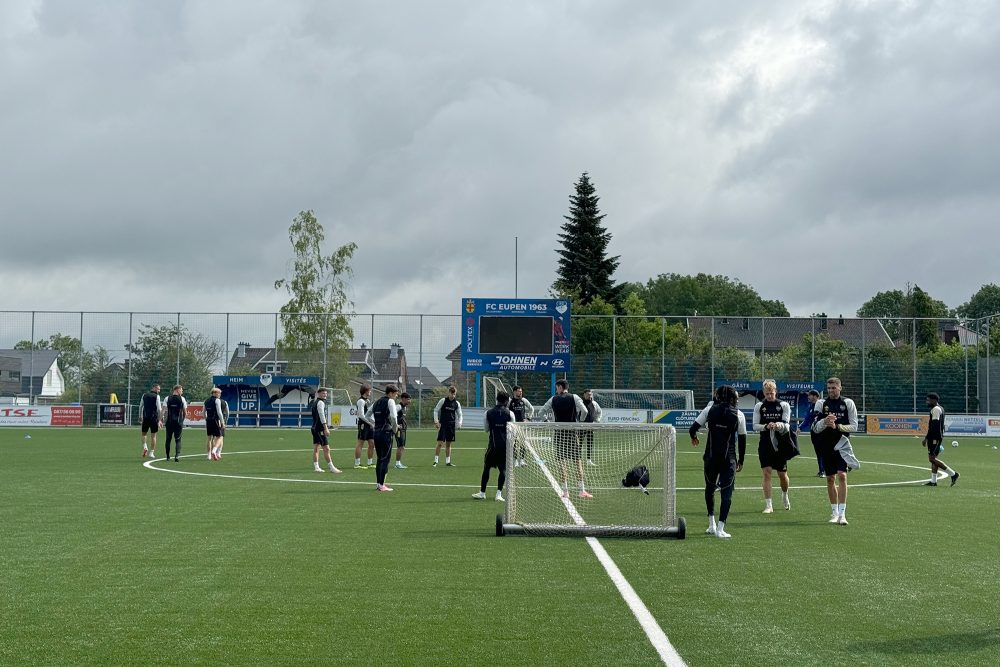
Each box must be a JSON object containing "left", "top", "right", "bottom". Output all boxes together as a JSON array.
[{"left": 520, "top": 437, "right": 686, "bottom": 667}]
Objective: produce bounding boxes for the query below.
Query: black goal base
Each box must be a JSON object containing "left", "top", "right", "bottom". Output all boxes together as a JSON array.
[{"left": 497, "top": 517, "right": 687, "bottom": 539}]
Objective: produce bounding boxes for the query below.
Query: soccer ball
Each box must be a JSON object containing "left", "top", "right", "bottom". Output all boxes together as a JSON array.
[{"left": 951, "top": 440, "right": 959, "bottom": 447}]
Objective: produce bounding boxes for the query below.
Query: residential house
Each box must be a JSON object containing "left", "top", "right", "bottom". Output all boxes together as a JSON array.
[{"left": 0, "top": 349, "right": 65, "bottom": 399}]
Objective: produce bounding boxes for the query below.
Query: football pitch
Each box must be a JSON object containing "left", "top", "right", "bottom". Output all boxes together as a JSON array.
[{"left": 2, "top": 428, "right": 999, "bottom": 666}]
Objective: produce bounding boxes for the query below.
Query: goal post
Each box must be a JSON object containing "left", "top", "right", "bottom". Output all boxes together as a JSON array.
[
  {"left": 590, "top": 389, "right": 695, "bottom": 411},
  {"left": 499, "top": 422, "right": 685, "bottom": 539}
]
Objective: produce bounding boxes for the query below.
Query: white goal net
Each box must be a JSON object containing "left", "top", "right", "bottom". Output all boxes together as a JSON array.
[
  {"left": 591, "top": 389, "right": 694, "bottom": 411},
  {"left": 500, "top": 422, "right": 684, "bottom": 539},
  {"left": 482, "top": 376, "right": 511, "bottom": 407}
]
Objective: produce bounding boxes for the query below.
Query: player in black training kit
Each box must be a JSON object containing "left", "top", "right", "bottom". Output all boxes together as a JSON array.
[
  {"left": 509, "top": 385, "right": 534, "bottom": 468},
  {"left": 311, "top": 387, "right": 341, "bottom": 474},
  {"left": 580, "top": 389, "right": 603, "bottom": 466},
  {"left": 433, "top": 385, "right": 463, "bottom": 466},
  {"left": 922, "top": 392, "right": 959, "bottom": 487},
  {"left": 394, "top": 392, "right": 411, "bottom": 469},
  {"left": 539, "top": 379, "right": 591, "bottom": 498},
  {"left": 205, "top": 387, "right": 225, "bottom": 461},
  {"left": 366, "top": 385, "right": 399, "bottom": 492},
  {"left": 753, "top": 380, "right": 792, "bottom": 513},
  {"left": 354, "top": 385, "right": 375, "bottom": 469},
  {"left": 139, "top": 383, "right": 162, "bottom": 458},
  {"left": 811, "top": 377, "right": 858, "bottom": 525},
  {"left": 690, "top": 385, "right": 746, "bottom": 539},
  {"left": 473, "top": 392, "right": 516, "bottom": 501},
  {"left": 163, "top": 385, "right": 187, "bottom": 462}
]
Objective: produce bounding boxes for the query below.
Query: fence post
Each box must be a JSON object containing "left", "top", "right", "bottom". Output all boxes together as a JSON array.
[
  {"left": 78, "top": 311, "right": 84, "bottom": 404},
  {"left": 322, "top": 313, "right": 329, "bottom": 386},
  {"left": 29, "top": 311, "right": 35, "bottom": 402},
  {"left": 418, "top": 315, "right": 424, "bottom": 427},
  {"left": 660, "top": 317, "right": 665, "bottom": 393},
  {"left": 964, "top": 324, "right": 969, "bottom": 413},
  {"left": 912, "top": 318, "right": 917, "bottom": 413},
  {"left": 811, "top": 318, "right": 816, "bottom": 383},
  {"left": 710, "top": 317, "right": 715, "bottom": 391},
  {"left": 127, "top": 312, "right": 133, "bottom": 418},
  {"left": 612, "top": 316, "right": 617, "bottom": 391},
  {"left": 861, "top": 318, "right": 866, "bottom": 413},
  {"left": 987, "top": 317, "right": 992, "bottom": 414},
  {"left": 176, "top": 312, "right": 182, "bottom": 385}
]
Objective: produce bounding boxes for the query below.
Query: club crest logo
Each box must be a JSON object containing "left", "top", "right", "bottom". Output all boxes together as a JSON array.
[
  {"left": 555, "top": 301, "right": 569, "bottom": 315},
  {"left": 465, "top": 299, "right": 476, "bottom": 313},
  {"left": 259, "top": 373, "right": 273, "bottom": 387}
]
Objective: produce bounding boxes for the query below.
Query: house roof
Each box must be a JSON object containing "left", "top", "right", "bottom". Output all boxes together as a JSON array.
[
  {"left": 686, "top": 318, "right": 893, "bottom": 350},
  {"left": 406, "top": 366, "right": 443, "bottom": 387},
  {"left": 228, "top": 346, "right": 287, "bottom": 369},
  {"left": 0, "top": 349, "right": 60, "bottom": 375}
]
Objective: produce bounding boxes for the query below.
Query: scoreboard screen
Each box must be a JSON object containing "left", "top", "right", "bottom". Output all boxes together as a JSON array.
[
  {"left": 461, "top": 298, "right": 571, "bottom": 372},
  {"left": 479, "top": 316, "right": 553, "bottom": 355}
]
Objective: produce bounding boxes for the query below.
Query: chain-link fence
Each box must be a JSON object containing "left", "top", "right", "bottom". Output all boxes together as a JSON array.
[{"left": 2, "top": 311, "right": 997, "bottom": 424}]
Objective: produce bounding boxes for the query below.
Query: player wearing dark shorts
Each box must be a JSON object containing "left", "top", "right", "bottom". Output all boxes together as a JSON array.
[
  {"left": 311, "top": 387, "right": 341, "bottom": 474},
  {"left": 580, "top": 389, "right": 602, "bottom": 466},
  {"left": 139, "top": 384, "right": 162, "bottom": 458},
  {"left": 205, "top": 388, "right": 225, "bottom": 461},
  {"left": 394, "top": 393, "right": 411, "bottom": 469},
  {"left": 354, "top": 386, "right": 374, "bottom": 469},
  {"left": 473, "top": 392, "right": 515, "bottom": 501},
  {"left": 812, "top": 377, "right": 858, "bottom": 525},
  {"left": 689, "top": 385, "right": 746, "bottom": 539},
  {"left": 433, "top": 386, "right": 463, "bottom": 466},
  {"left": 799, "top": 390, "right": 824, "bottom": 476},
  {"left": 366, "top": 385, "right": 399, "bottom": 492},
  {"left": 163, "top": 385, "right": 187, "bottom": 462},
  {"left": 539, "top": 379, "right": 590, "bottom": 498},
  {"left": 923, "top": 393, "right": 958, "bottom": 487},
  {"left": 753, "top": 380, "right": 792, "bottom": 514},
  {"left": 509, "top": 385, "right": 534, "bottom": 467}
]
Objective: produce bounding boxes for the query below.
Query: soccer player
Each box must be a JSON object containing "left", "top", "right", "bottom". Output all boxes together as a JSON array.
[
  {"left": 433, "top": 385, "right": 463, "bottom": 466},
  {"left": 539, "top": 379, "right": 591, "bottom": 498},
  {"left": 811, "top": 377, "right": 858, "bottom": 525},
  {"left": 509, "top": 385, "right": 534, "bottom": 468},
  {"left": 205, "top": 387, "right": 225, "bottom": 461},
  {"left": 365, "top": 385, "right": 399, "bottom": 492},
  {"left": 799, "top": 389, "right": 824, "bottom": 476},
  {"left": 473, "top": 391, "right": 515, "bottom": 502},
  {"left": 215, "top": 394, "right": 230, "bottom": 459},
  {"left": 581, "top": 389, "right": 603, "bottom": 466},
  {"left": 753, "top": 380, "right": 792, "bottom": 513},
  {"left": 311, "top": 387, "right": 342, "bottom": 474},
  {"left": 689, "top": 385, "right": 746, "bottom": 539},
  {"left": 163, "top": 385, "right": 187, "bottom": 462},
  {"left": 139, "top": 383, "right": 162, "bottom": 458},
  {"left": 922, "top": 392, "right": 959, "bottom": 487},
  {"left": 394, "top": 392, "right": 411, "bottom": 469},
  {"left": 354, "top": 385, "right": 375, "bottom": 469}
]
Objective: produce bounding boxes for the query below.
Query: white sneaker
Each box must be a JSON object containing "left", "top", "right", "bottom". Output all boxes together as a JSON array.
[
  {"left": 587, "top": 459, "right": 596, "bottom": 466},
  {"left": 837, "top": 514, "right": 848, "bottom": 525},
  {"left": 394, "top": 462, "right": 407, "bottom": 469},
  {"left": 519, "top": 459, "right": 527, "bottom": 467},
  {"left": 762, "top": 506, "right": 774, "bottom": 514},
  {"left": 471, "top": 491, "right": 486, "bottom": 500},
  {"left": 783, "top": 496, "right": 791, "bottom": 511},
  {"left": 149, "top": 451, "right": 155, "bottom": 459},
  {"left": 705, "top": 525, "right": 717, "bottom": 536},
  {"left": 828, "top": 514, "right": 840, "bottom": 523},
  {"left": 329, "top": 465, "right": 342, "bottom": 474},
  {"left": 314, "top": 466, "right": 323, "bottom": 473},
  {"left": 513, "top": 460, "right": 521, "bottom": 468},
  {"left": 716, "top": 528, "right": 732, "bottom": 538},
  {"left": 495, "top": 493, "right": 505, "bottom": 502}
]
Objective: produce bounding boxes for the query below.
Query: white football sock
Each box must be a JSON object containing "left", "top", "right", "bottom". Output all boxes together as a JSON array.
[
  {"left": 830, "top": 503, "right": 838, "bottom": 515},
  {"left": 942, "top": 466, "right": 954, "bottom": 475},
  {"left": 765, "top": 498, "right": 773, "bottom": 509},
  {"left": 355, "top": 458, "right": 361, "bottom": 465},
  {"left": 434, "top": 456, "right": 439, "bottom": 463},
  {"left": 367, "top": 458, "right": 373, "bottom": 465},
  {"left": 837, "top": 503, "right": 846, "bottom": 515},
  {"left": 445, "top": 456, "right": 451, "bottom": 464}
]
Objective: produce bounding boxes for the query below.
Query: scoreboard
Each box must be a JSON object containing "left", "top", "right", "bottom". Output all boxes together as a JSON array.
[{"left": 460, "top": 298, "right": 571, "bottom": 372}]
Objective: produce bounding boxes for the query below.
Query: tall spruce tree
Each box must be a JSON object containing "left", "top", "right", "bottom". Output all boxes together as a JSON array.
[{"left": 554, "top": 173, "right": 623, "bottom": 306}]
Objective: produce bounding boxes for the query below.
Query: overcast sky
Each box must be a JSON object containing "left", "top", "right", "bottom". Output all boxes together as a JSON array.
[{"left": 3, "top": 0, "right": 999, "bottom": 329}]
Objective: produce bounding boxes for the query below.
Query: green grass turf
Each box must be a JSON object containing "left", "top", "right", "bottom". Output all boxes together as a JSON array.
[{"left": 2, "top": 427, "right": 999, "bottom": 666}]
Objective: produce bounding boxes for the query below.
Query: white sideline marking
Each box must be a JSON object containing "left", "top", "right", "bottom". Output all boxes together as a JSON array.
[{"left": 520, "top": 438, "right": 686, "bottom": 667}]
